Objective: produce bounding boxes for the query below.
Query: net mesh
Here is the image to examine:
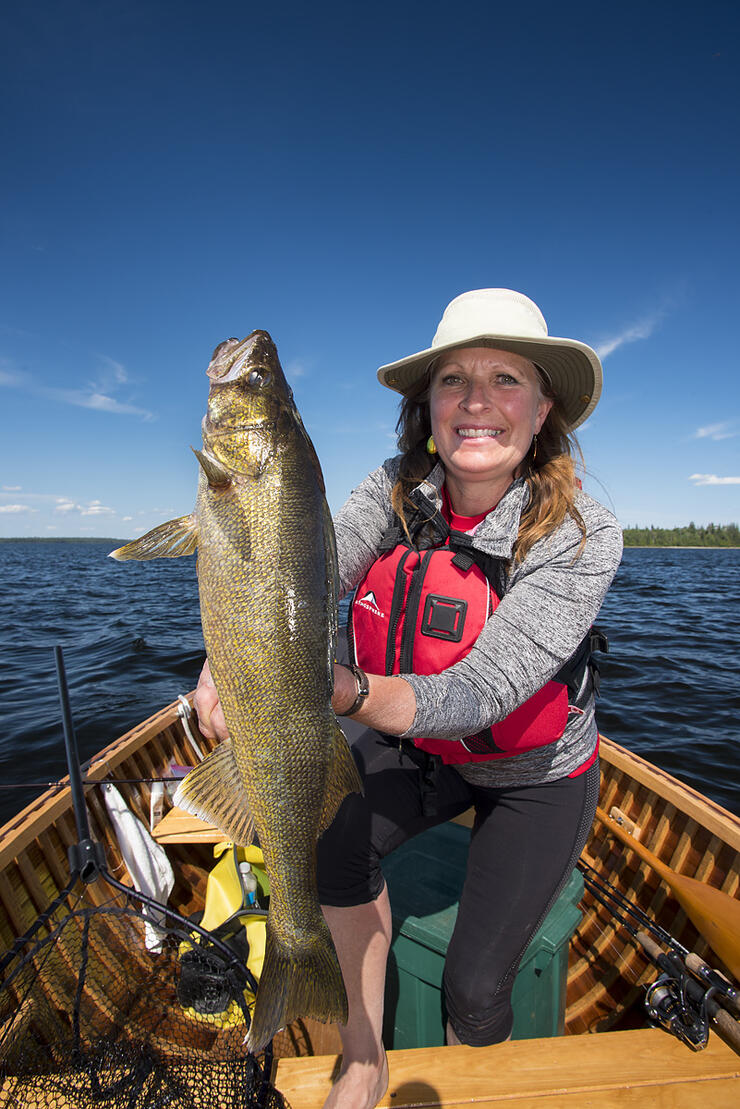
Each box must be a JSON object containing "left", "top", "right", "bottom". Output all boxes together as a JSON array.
[{"left": 0, "top": 879, "right": 291, "bottom": 1109}]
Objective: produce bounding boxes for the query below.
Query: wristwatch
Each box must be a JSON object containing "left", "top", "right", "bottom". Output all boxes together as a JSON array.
[{"left": 339, "top": 663, "right": 369, "bottom": 716}]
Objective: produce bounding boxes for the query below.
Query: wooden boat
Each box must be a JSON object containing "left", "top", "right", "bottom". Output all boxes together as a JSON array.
[{"left": 1, "top": 695, "right": 739, "bottom": 1107}]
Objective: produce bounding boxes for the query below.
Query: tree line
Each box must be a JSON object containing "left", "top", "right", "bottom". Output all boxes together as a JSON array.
[{"left": 622, "top": 522, "right": 740, "bottom": 547}]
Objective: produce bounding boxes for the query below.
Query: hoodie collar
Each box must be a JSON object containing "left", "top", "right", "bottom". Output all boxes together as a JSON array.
[{"left": 409, "top": 463, "right": 528, "bottom": 560}]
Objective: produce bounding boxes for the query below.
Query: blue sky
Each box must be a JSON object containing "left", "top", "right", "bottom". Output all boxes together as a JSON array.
[{"left": 1, "top": 0, "right": 738, "bottom": 538}]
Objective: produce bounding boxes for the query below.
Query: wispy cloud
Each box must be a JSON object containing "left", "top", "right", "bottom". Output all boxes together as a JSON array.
[
  {"left": 286, "top": 359, "right": 308, "bottom": 380},
  {"left": 595, "top": 309, "right": 666, "bottom": 360},
  {"left": 689, "top": 473, "right": 740, "bottom": 486},
  {"left": 692, "top": 422, "right": 737, "bottom": 441},
  {"left": 0, "top": 365, "right": 25, "bottom": 387},
  {"left": 0, "top": 504, "right": 36, "bottom": 513},
  {"left": 2, "top": 485, "right": 22, "bottom": 492},
  {"left": 0, "top": 354, "right": 155, "bottom": 420},
  {"left": 54, "top": 497, "right": 115, "bottom": 515},
  {"left": 45, "top": 387, "right": 154, "bottom": 419},
  {"left": 81, "top": 500, "right": 115, "bottom": 516}
]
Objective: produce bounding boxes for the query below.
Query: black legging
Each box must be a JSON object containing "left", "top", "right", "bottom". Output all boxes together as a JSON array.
[{"left": 317, "top": 725, "right": 599, "bottom": 1045}]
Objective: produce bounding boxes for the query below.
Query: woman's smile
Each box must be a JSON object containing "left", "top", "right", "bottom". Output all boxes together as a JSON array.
[{"left": 455, "top": 426, "right": 503, "bottom": 438}]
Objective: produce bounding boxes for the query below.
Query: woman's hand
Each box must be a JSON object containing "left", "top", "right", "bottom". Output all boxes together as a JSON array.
[{"left": 193, "top": 658, "right": 229, "bottom": 741}]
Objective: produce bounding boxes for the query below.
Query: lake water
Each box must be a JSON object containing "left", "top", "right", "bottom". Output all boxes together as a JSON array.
[{"left": 0, "top": 542, "right": 738, "bottom": 825}]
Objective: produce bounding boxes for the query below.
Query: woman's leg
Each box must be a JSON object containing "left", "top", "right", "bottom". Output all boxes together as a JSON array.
[
  {"left": 443, "top": 760, "right": 599, "bottom": 1045},
  {"left": 317, "top": 728, "right": 473, "bottom": 1106},
  {"left": 320, "top": 886, "right": 392, "bottom": 1109}
]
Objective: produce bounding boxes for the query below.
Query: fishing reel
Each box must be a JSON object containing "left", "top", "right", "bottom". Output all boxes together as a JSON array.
[{"left": 645, "top": 973, "right": 710, "bottom": 1050}]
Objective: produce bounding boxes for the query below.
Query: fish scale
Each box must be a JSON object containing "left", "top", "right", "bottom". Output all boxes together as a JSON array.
[{"left": 111, "top": 329, "right": 362, "bottom": 1052}]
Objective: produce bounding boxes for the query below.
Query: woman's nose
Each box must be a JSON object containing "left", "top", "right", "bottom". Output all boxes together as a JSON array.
[{"left": 461, "top": 381, "right": 491, "bottom": 410}]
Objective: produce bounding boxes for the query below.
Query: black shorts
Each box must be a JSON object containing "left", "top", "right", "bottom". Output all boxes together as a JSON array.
[{"left": 317, "top": 724, "right": 599, "bottom": 1045}]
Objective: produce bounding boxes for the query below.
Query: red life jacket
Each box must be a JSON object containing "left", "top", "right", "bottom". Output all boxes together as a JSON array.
[{"left": 347, "top": 504, "right": 592, "bottom": 765}]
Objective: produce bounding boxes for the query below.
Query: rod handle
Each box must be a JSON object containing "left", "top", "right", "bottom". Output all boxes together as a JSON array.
[
  {"left": 712, "top": 1007, "right": 740, "bottom": 1055},
  {"left": 686, "top": 953, "right": 740, "bottom": 1011},
  {"left": 636, "top": 929, "right": 664, "bottom": 964}
]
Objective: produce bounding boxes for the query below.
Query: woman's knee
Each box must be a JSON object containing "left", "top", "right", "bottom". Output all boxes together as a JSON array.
[{"left": 443, "top": 966, "right": 514, "bottom": 1045}]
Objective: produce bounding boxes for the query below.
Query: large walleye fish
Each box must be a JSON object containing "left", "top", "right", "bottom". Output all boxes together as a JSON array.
[{"left": 111, "top": 330, "right": 362, "bottom": 1051}]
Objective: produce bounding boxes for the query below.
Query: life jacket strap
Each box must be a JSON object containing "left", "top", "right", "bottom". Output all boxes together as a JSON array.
[{"left": 554, "top": 625, "right": 609, "bottom": 698}]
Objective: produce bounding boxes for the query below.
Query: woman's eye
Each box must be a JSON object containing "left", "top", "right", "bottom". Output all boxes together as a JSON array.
[
  {"left": 441, "top": 373, "right": 464, "bottom": 386},
  {"left": 496, "top": 373, "right": 518, "bottom": 385}
]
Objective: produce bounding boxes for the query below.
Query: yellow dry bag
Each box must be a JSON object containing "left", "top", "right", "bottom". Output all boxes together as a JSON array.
[{"left": 178, "top": 842, "right": 269, "bottom": 1028}]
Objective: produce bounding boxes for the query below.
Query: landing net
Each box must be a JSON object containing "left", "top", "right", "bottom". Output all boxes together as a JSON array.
[{"left": 0, "top": 878, "right": 290, "bottom": 1109}]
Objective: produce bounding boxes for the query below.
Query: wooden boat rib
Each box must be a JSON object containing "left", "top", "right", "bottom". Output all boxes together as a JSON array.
[{"left": 1, "top": 696, "right": 739, "bottom": 1107}]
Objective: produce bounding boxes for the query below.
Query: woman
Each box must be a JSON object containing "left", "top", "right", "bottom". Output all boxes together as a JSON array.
[{"left": 196, "top": 288, "right": 623, "bottom": 1109}]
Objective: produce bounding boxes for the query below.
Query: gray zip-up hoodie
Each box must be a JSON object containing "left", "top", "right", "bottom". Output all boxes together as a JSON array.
[{"left": 334, "top": 457, "right": 623, "bottom": 786}]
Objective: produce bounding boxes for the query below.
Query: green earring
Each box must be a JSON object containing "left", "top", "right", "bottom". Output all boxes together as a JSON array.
[{"left": 427, "top": 435, "right": 437, "bottom": 455}]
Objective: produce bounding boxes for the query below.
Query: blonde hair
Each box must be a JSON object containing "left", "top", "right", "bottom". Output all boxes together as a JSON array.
[{"left": 390, "top": 362, "right": 586, "bottom": 564}]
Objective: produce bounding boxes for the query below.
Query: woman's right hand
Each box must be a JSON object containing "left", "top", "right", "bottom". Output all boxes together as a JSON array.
[{"left": 193, "top": 658, "right": 229, "bottom": 741}]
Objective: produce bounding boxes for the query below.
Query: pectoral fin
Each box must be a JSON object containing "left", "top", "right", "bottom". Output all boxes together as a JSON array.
[
  {"left": 192, "top": 446, "right": 232, "bottom": 487},
  {"left": 109, "top": 515, "right": 198, "bottom": 561},
  {"left": 174, "top": 738, "right": 255, "bottom": 845}
]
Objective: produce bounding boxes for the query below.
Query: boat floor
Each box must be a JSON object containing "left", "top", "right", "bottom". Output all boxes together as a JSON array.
[{"left": 272, "top": 1028, "right": 740, "bottom": 1108}]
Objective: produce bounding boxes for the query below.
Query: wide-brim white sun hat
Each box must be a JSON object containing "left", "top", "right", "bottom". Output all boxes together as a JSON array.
[{"left": 377, "top": 288, "right": 603, "bottom": 431}]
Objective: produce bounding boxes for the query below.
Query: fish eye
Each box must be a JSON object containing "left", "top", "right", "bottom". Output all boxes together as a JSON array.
[{"left": 247, "top": 369, "right": 271, "bottom": 387}]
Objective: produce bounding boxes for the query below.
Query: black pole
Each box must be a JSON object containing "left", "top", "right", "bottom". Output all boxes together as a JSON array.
[{"left": 54, "top": 645, "right": 105, "bottom": 881}]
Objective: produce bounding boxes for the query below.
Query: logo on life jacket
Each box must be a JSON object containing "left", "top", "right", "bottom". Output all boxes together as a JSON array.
[{"left": 356, "top": 590, "right": 385, "bottom": 619}]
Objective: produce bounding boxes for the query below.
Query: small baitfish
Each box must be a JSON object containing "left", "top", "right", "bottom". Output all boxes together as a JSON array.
[{"left": 111, "top": 330, "right": 362, "bottom": 1052}]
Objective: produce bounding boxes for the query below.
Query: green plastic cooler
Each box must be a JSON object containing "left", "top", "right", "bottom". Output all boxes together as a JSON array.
[{"left": 381, "top": 821, "right": 584, "bottom": 1049}]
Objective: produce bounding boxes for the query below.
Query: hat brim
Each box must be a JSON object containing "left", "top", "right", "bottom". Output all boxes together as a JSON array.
[{"left": 377, "top": 334, "right": 603, "bottom": 431}]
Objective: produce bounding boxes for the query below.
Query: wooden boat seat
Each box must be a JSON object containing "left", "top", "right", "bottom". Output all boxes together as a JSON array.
[
  {"left": 272, "top": 1028, "right": 740, "bottom": 1108},
  {"left": 3, "top": 1029, "right": 736, "bottom": 1109},
  {"left": 151, "top": 805, "right": 228, "bottom": 844},
  {"left": 150, "top": 806, "right": 476, "bottom": 846}
]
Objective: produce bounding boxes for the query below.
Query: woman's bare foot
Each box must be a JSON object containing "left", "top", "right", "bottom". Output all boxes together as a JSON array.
[{"left": 323, "top": 1049, "right": 388, "bottom": 1109}]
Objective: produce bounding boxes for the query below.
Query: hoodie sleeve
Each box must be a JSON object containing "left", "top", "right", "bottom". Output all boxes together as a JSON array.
[{"left": 401, "top": 497, "right": 623, "bottom": 739}]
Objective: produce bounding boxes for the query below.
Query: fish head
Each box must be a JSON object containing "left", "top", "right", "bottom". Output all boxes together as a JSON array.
[{"left": 202, "top": 330, "right": 297, "bottom": 477}]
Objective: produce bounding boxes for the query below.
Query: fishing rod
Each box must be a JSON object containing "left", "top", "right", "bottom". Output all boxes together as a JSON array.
[
  {"left": 578, "top": 862, "right": 740, "bottom": 1052},
  {"left": 54, "top": 646, "right": 108, "bottom": 882},
  {"left": 595, "top": 805, "right": 740, "bottom": 981},
  {"left": 579, "top": 858, "right": 740, "bottom": 1010},
  {"left": 579, "top": 857, "right": 690, "bottom": 958}
]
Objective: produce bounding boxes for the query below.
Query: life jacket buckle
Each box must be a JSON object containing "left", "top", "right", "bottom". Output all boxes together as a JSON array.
[{"left": 420, "top": 594, "right": 467, "bottom": 642}]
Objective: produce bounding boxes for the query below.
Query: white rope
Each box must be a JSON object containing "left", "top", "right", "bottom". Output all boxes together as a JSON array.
[{"left": 177, "top": 694, "right": 204, "bottom": 761}]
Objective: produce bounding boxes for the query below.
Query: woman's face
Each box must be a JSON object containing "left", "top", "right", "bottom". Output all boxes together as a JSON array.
[{"left": 429, "top": 346, "right": 552, "bottom": 503}]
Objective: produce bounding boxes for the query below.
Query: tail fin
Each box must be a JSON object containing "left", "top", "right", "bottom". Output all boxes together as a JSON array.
[{"left": 246, "top": 914, "right": 347, "bottom": 1053}]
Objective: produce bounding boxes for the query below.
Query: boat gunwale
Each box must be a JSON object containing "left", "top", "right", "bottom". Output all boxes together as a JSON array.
[
  {"left": 1, "top": 705, "right": 738, "bottom": 877},
  {"left": 0, "top": 695, "right": 195, "bottom": 871},
  {"left": 598, "top": 736, "right": 740, "bottom": 851}
]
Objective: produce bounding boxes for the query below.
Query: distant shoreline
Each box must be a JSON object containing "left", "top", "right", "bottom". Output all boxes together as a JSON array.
[
  {"left": 1, "top": 536, "right": 739, "bottom": 550},
  {"left": 0, "top": 537, "right": 125, "bottom": 544},
  {"left": 623, "top": 545, "right": 740, "bottom": 549}
]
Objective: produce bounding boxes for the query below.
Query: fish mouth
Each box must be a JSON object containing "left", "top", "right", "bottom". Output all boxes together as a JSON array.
[{"left": 207, "top": 332, "right": 277, "bottom": 385}]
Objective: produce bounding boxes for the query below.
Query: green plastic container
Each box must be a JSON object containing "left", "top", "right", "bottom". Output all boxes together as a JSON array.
[{"left": 382, "top": 821, "right": 584, "bottom": 1048}]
